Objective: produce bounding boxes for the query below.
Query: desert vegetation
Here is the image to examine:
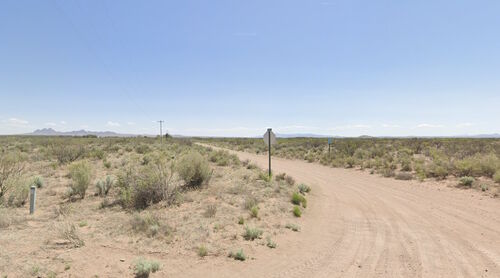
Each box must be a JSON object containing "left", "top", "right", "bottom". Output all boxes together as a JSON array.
[
  {"left": 200, "top": 137, "right": 500, "bottom": 196},
  {"left": 0, "top": 136, "right": 307, "bottom": 277}
]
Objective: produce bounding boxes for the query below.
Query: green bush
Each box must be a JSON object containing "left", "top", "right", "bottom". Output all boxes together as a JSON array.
[
  {"left": 459, "top": 176, "right": 475, "bottom": 187},
  {"left": 229, "top": 249, "right": 246, "bottom": 261},
  {"left": 291, "top": 192, "right": 306, "bottom": 207},
  {"left": 176, "top": 151, "right": 211, "bottom": 187},
  {"left": 208, "top": 150, "right": 239, "bottom": 166},
  {"left": 7, "top": 179, "right": 29, "bottom": 207},
  {"left": 0, "top": 152, "right": 25, "bottom": 199},
  {"left": 250, "top": 205, "right": 259, "bottom": 218},
  {"left": 266, "top": 237, "right": 277, "bottom": 248},
  {"left": 95, "top": 176, "right": 114, "bottom": 197},
  {"left": 52, "top": 144, "right": 85, "bottom": 164},
  {"left": 134, "top": 258, "right": 160, "bottom": 278},
  {"left": 197, "top": 245, "right": 208, "bottom": 258},
  {"left": 33, "top": 176, "right": 44, "bottom": 188},
  {"left": 298, "top": 184, "right": 311, "bottom": 194},
  {"left": 130, "top": 212, "right": 172, "bottom": 238},
  {"left": 285, "top": 223, "right": 300, "bottom": 232},
  {"left": 395, "top": 172, "right": 413, "bottom": 180},
  {"left": 238, "top": 216, "right": 245, "bottom": 225},
  {"left": 494, "top": 170, "right": 500, "bottom": 184},
  {"left": 117, "top": 154, "right": 176, "bottom": 209},
  {"left": 68, "top": 161, "right": 92, "bottom": 199},
  {"left": 292, "top": 206, "right": 302, "bottom": 217},
  {"left": 243, "top": 226, "right": 262, "bottom": 241}
]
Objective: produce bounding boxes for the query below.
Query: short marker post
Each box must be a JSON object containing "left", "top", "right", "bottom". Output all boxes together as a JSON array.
[{"left": 29, "top": 185, "right": 36, "bottom": 215}]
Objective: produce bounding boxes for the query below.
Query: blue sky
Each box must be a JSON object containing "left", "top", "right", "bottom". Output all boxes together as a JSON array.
[{"left": 1, "top": 0, "right": 499, "bottom": 137}]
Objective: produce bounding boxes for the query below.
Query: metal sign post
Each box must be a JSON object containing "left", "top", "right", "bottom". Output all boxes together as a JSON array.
[
  {"left": 263, "top": 128, "right": 277, "bottom": 177},
  {"left": 328, "top": 138, "right": 333, "bottom": 154}
]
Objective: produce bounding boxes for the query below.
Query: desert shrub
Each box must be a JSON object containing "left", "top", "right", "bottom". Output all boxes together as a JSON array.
[
  {"left": 250, "top": 205, "right": 259, "bottom": 218},
  {"left": 103, "top": 160, "right": 111, "bottom": 169},
  {"left": 298, "top": 184, "right": 311, "bottom": 194},
  {"left": 203, "top": 204, "right": 217, "bottom": 218},
  {"left": 454, "top": 158, "right": 479, "bottom": 177},
  {"left": 345, "top": 157, "right": 356, "bottom": 168},
  {"left": 176, "top": 151, "right": 211, "bottom": 187},
  {"left": 480, "top": 184, "right": 489, "bottom": 192},
  {"left": 478, "top": 154, "right": 500, "bottom": 177},
  {"left": 52, "top": 144, "right": 86, "bottom": 164},
  {"left": 208, "top": 150, "right": 239, "bottom": 166},
  {"left": 68, "top": 161, "right": 92, "bottom": 199},
  {"left": 379, "top": 167, "right": 395, "bottom": 178},
  {"left": 459, "top": 176, "right": 475, "bottom": 187},
  {"left": 238, "top": 216, "right": 245, "bottom": 225},
  {"left": 425, "top": 162, "right": 449, "bottom": 180},
  {"left": 291, "top": 192, "right": 307, "bottom": 208},
  {"left": 285, "top": 223, "right": 300, "bottom": 232},
  {"left": 229, "top": 249, "right": 246, "bottom": 261},
  {"left": 494, "top": 170, "right": 500, "bottom": 184},
  {"left": 198, "top": 245, "right": 208, "bottom": 257},
  {"left": 400, "top": 158, "right": 412, "bottom": 172},
  {"left": 95, "top": 176, "right": 114, "bottom": 197},
  {"left": 135, "top": 144, "right": 151, "bottom": 154},
  {"left": 243, "top": 196, "right": 258, "bottom": 210},
  {"left": 293, "top": 206, "right": 302, "bottom": 217},
  {"left": 258, "top": 172, "right": 272, "bottom": 182},
  {"left": 7, "top": 179, "right": 29, "bottom": 207},
  {"left": 275, "top": 173, "right": 286, "bottom": 182},
  {"left": 0, "top": 210, "right": 10, "bottom": 228},
  {"left": 33, "top": 176, "right": 44, "bottom": 188},
  {"left": 134, "top": 258, "right": 160, "bottom": 278},
  {"left": 266, "top": 236, "right": 277, "bottom": 248},
  {"left": 59, "top": 222, "right": 85, "bottom": 248},
  {"left": 243, "top": 226, "right": 262, "bottom": 241},
  {"left": 117, "top": 156, "right": 175, "bottom": 209},
  {"left": 285, "top": 175, "right": 295, "bottom": 186},
  {"left": 0, "top": 152, "right": 25, "bottom": 199},
  {"left": 395, "top": 172, "right": 413, "bottom": 180},
  {"left": 130, "top": 212, "right": 172, "bottom": 238}
]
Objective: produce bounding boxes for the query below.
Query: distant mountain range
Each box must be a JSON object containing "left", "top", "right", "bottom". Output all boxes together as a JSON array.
[
  {"left": 25, "top": 128, "right": 145, "bottom": 138},
  {"left": 20, "top": 129, "right": 500, "bottom": 139}
]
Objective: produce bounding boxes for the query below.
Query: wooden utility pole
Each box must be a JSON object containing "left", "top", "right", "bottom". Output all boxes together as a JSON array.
[{"left": 158, "top": 120, "right": 164, "bottom": 145}]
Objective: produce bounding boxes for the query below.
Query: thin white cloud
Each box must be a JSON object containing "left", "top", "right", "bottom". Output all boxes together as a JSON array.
[
  {"left": 3, "top": 118, "right": 29, "bottom": 126},
  {"left": 416, "top": 123, "right": 444, "bottom": 128},
  {"left": 127, "top": 122, "right": 136, "bottom": 126},
  {"left": 80, "top": 125, "right": 89, "bottom": 129},
  {"left": 60, "top": 121, "right": 67, "bottom": 125},
  {"left": 45, "top": 122, "right": 57, "bottom": 127},
  {"left": 107, "top": 121, "right": 121, "bottom": 127}
]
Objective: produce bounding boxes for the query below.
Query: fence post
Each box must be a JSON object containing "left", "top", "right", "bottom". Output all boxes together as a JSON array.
[{"left": 29, "top": 185, "right": 36, "bottom": 214}]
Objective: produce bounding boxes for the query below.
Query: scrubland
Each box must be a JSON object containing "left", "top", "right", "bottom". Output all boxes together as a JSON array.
[
  {"left": 200, "top": 137, "right": 500, "bottom": 197},
  {"left": 0, "top": 136, "right": 309, "bottom": 277}
]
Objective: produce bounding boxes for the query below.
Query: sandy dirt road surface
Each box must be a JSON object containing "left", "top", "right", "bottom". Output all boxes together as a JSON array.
[{"left": 186, "top": 144, "right": 500, "bottom": 278}]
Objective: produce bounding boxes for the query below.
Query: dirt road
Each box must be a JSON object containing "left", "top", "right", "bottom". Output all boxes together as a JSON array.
[{"left": 187, "top": 145, "right": 500, "bottom": 277}]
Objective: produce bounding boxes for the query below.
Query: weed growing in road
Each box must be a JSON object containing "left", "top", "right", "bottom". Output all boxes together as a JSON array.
[
  {"left": 198, "top": 245, "right": 208, "bottom": 257},
  {"left": 298, "top": 184, "right": 311, "bottom": 194},
  {"left": 229, "top": 249, "right": 246, "bottom": 261},
  {"left": 285, "top": 223, "right": 300, "bottom": 232}
]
